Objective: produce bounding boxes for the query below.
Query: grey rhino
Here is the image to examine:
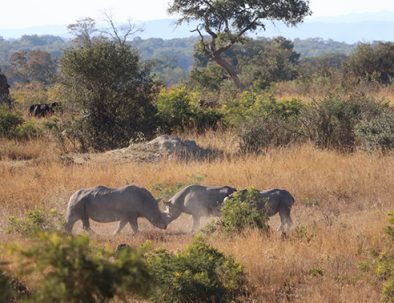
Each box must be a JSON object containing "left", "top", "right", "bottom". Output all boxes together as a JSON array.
[
  {"left": 65, "top": 185, "right": 168, "bottom": 234},
  {"left": 164, "top": 184, "right": 237, "bottom": 232},
  {"left": 227, "top": 188, "right": 295, "bottom": 231}
]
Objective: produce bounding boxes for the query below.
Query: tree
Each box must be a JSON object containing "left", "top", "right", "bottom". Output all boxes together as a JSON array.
[
  {"left": 9, "top": 50, "right": 56, "bottom": 84},
  {"left": 168, "top": 0, "right": 311, "bottom": 90},
  {"left": 190, "top": 37, "right": 300, "bottom": 91},
  {"left": 344, "top": 42, "right": 394, "bottom": 84},
  {"left": 61, "top": 18, "right": 157, "bottom": 151}
]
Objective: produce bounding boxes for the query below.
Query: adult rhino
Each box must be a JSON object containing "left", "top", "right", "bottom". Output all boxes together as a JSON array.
[
  {"left": 65, "top": 185, "right": 169, "bottom": 234},
  {"left": 164, "top": 184, "right": 237, "bottom": 232},
  {"left": 227, "top": 188, "right": 295, "bottom": 232}
]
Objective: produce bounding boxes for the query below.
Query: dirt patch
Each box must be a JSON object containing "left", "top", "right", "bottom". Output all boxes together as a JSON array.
[{"left": 64, "top": 135, "right": 222, "bottom": 165}]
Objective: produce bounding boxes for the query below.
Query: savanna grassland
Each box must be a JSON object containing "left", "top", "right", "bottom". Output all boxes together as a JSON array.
[{"left": 1, "top": 130, "right": 393, "bottom": 302}]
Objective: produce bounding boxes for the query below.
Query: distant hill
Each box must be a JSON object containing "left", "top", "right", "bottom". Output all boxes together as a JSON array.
[{"left": 1, "top": 11, "right": 394, "bottom": 43}]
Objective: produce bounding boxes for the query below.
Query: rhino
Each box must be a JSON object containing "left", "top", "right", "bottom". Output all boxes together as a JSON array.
[
  {"left": 164, "top": 184, "right": 237, "bottom": 232},
  {"left": 227, "top": 188, "right": 295, "bottom": 232},
  {"left": 65, "top": 185, "right": 169, "bottom": 234}
]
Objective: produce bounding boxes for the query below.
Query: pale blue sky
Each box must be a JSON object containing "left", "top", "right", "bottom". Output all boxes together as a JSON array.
[{"left": 1, "top": 0, "right": 394, "bottom": 29}]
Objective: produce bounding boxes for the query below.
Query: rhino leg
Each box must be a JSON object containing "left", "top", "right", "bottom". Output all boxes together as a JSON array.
[
  {"left": 129, "top": 217, "right": 139, "bottom": 234},
  {"left": 278, "top": 207, "right": 292, "bottom": 232},
  {"left": 191, "top": 215, "right": 200, "bottom": 232},
  {"left": 113, "top": 220, "right": 128, "bottom": 235},
  {"left": 82, "top": 216, "right": 96, "bottom": 234}
]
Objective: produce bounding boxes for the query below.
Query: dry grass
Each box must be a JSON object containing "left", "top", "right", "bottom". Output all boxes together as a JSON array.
[{"left": 0, "top": 135, "right": 393, "bottom": 302}]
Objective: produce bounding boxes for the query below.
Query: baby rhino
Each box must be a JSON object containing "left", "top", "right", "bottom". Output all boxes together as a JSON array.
[
  {"left": 65, "top": 185, "right": 168, "bottom": 234},
  {"left": 164, "top": 184, "right": 236, "bottom": 232}
]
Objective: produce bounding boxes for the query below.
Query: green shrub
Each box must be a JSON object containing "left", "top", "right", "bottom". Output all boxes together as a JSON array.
[
  {"left": 308, "top": 267, "right": 324, "bottom": 277},
  {"left": 13, "top": 119, "right": 42, "bottom": 140},
  {"left": 13, "top": 232, "right": 150, "bottom": 303},
  {"left": 359, "top": 211, "right": 394, "bottom": 303},
  {"left": 146, "top": 236, "right": 245, "bottom": 303},
  {"left": 225, "top": 92, "right": 305, "bottom": 153},
  {"left": 302, "top": 95, "right": 388, "bottom": 151},
  {"left": 220, "top": 188, "right": 270, "bottom": 234},
  {"left": 156, "top": 86, "right": 222, "bottom": 132},
  {"left": 0, "top": 266, "right": 14, "bottom": 303},
  {"left": 0, "top": 106, "right": 23, "bottom": 139},
  {"left": 7, "top": 208, "right": 65, "bottom": 236},
  {"left": 377, "top": 211, "right": 394, "bottom": 302},
  {"left": 356, "top": 110, "right": 394, "bottom": 151}
]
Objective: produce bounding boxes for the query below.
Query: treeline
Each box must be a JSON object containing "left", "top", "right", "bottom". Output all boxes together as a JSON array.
[
  {"left": 0, "top": 34, "right": 359, "bottom": 85},
  {"left": 0, "top": 18, "right": 393, "bottom": 154}
]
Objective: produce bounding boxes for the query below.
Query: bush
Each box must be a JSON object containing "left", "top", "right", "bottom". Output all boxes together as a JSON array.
[
  {"left": 356, "top": 110, "right": 394, "bottom": 151},
  {"left": 13, "top": 232, "right": 150, "bottom": 303},
  {"left": 7, "top": 208, "right": 65, "bottom": 236},
  {"left": 156, "top": 86, "right": 222, "bottom": 132},
  {"left": 61, "top": 39, "right": 157, "bottom": 151},
  {"left": 13, "top": 119, "right": 42, "bottom": 140},
  {"left": 220, "top": 188, "right": 270, "bottom": 234},
  {"left": 0, "top": 266, "right": 14, "bottom": 303},
  {"left": 146, "top": 236, "right": 245, "bottom": 303},
  {"left": 223, "top": 92, "right": 305, "bottom": 153},
  {"left": 301, "top": 95, "right": 389, "bottom": 151},
  {"left": 377, "top": 211, "right": 394, "bottom": 302},
  {"left": 359, "top": 211, "right": 394, "bottom": 303},
  {"left": 0, "top": 106, "right": 23, "bottom": 139}
]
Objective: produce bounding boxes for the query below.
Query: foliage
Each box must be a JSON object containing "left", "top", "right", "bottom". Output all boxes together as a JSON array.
[
  {"left": 0, "top": 265, "right": 14, "bottom": 303},
  {"left": 0, "top": 106, "right": 42, "bottom": 140},
  {"left": 375, "top": 212, "right": 394, "bottom": 302},
  {"left": 359, "top": 211, "right": 394, "bottom": 303},
  {"left": 13, "top": 232, "right": 150, "bottom": 303},
  {"left": 146, "top": 236, "right": 245, "bottom": 303},
  {"left": 0, "top": 106, "right": 23, "bottom": 138},
  {"left": 169, "top": 0, "right": 311, "bottom": 89},
  {"left": 220, "top": 188, "right": 270, "bottom": 234},
  {"left": 344, "top": 42, "right": 394, "bottom": 84},
  {"left": 355, "top": 109, "right": 394, "bottom": 152},
  {"left": 301, "top": 95, "right": 389, "bottom": 151},
  {"left": 13, "top": 119, "right": 42, "bottom": 140},
  {"left": 60, "top": 38, "right": 157, "bottom": 151},
  {"left": 239, "top": 37, "right": 300, "bottom": 90},
  {"left": 224, "top": 92, "right": 304, "bottom": 152},
  {"left": 155, "top": 86, "right": 222, "bottom": 132},
  {"left": 8, "top": 50, "right": 57, "bottom": 84},
  {"left": 7, "top": 208, "right": 65, "bottom": 236}
]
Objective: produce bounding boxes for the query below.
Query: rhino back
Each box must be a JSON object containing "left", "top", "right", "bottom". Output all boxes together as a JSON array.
[
  {"left": 83, "top": 185, "right": 149, "bottom": 222},
  {"left": 183, "top": 186, "right": 231, "bottom": 216},
  {"left": 259, "top": 189, "right": 294, "bottom": 214}
]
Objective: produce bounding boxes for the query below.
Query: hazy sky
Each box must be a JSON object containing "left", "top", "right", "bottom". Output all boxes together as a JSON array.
[{"left": 1, "top": 0, "right": 394, "bottom": 29}]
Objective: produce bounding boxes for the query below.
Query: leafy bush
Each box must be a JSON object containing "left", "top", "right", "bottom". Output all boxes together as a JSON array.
[
  {"left": 0, "top": 266, "right": 14, "bottom": 303},
  {"left": 359, "top": 211, "right": 394, "bottom": 303},
  {"left": 220, "top": 188, "right": 270, "bottom": 234},
  {"left": 13, "top": 232, "right": 150, "bottom": 303},
  {"left": 377, "top": 211, "right": 394, "bottom": 302},
  {"left": 7, "top": 208, "right": 65, "bottom": 236},
  {"left": 223, "top": 92, "right": 305, "bottom": 153},
  {"left": 356, "top": 110, "right": 394, "bottom": 151},
  {"left": 13, "top": 119, "right": 42, "bottom": 140},
  {"left": 155, "top": 86, "right": 222, "bottom": 133},
  {"left": 146, "top": 236, "right": 245, "bottom": 303},
  {"left": 61, "top": 39, "right": 157, "bottom": 151},
  {"left": 0, "top": 106, "right": 23, "bottom": 139},
  {"left": 301, "top": 95, "right": 389, "bottom": 151}
]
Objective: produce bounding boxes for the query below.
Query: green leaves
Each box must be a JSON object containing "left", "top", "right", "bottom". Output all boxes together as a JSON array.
[{"left": 146, "top": 236, "right": 245, "bottom": 302}]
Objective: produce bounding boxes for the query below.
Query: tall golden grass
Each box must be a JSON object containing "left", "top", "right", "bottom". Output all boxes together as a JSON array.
[{"left": 0, "top": 134, "right": 393, "bottom": 302}]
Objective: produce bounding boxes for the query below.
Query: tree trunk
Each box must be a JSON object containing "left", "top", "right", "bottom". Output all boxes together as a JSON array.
[{"left": 212, "top": 55, "right": 243, "bottom": 91}]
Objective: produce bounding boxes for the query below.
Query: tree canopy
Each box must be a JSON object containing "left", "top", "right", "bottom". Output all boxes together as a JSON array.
[{"left": 169, "top": 0, "right": 311, "bottom": 89}]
